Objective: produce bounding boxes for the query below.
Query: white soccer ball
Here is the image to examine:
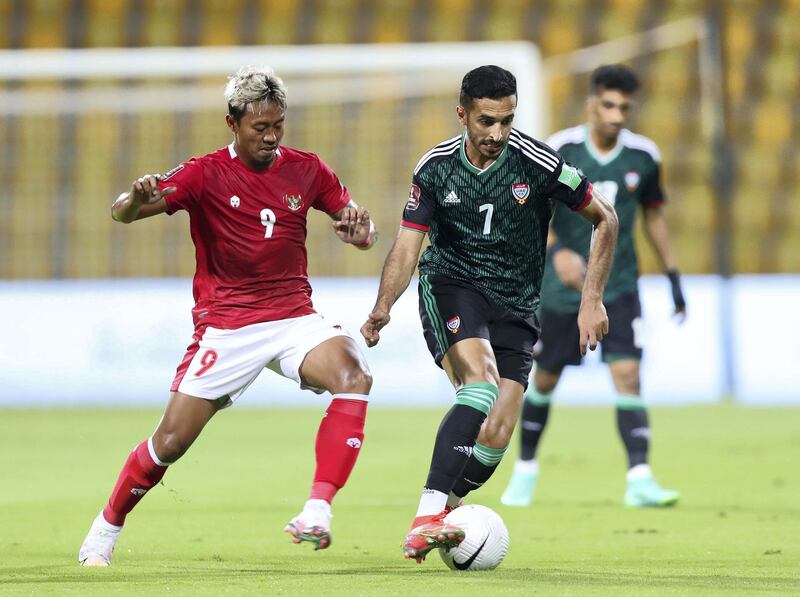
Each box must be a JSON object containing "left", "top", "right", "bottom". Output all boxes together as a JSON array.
[{"left": 438, "top": 504, "right": 509, "bottom": 571}]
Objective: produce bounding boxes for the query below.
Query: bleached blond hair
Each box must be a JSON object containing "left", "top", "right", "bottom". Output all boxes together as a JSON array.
[{"left": 224, "top": 65, "right": 287, "bottom": 120}]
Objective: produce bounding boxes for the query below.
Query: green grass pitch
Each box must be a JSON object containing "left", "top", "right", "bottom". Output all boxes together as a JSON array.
[{"left": 1, "top": 405, "right": 798, "bottom": 596}]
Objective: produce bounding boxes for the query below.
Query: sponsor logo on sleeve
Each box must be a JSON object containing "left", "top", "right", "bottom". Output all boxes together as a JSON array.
[
  {"left": 406, "top": 184, "right": 421, "bottom": 211},
  {"left": 511, "top": 182, "right": 530, "bottom": 205},
  {"left": 557, "top": 164, "right": 582, "bottom": 191},
  {"left": 447, "top": 315, "right": 461, "bottom": 334},
  {"left": 625, "top": 170, "right": 641, "bottom": 191},
  {"left": 162, "top": 164, "right": 184, "bottom": 180},
  {"left": 284, "top": 193, "right": 303, "bottom": 211}
]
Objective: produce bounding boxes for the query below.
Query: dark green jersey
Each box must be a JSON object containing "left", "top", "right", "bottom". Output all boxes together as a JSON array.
[
  {"left": 401, "top": 129, "right": 591, "bottom": 317},
  {"left": 541, "top": 125, "right": 665, "bottom": 312}
]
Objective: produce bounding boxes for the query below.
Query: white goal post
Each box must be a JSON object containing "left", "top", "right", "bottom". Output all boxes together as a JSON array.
[{"left": 0, "top": 42, "right": 544, "bottom": 134}]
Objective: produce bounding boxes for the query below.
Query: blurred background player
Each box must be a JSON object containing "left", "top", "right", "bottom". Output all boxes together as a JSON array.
[
  {"left": 360, "top": 65, "right": 618, "bottom": 562},
  {"left": 502, "top": 64, "right": 685, "bottom": 509},
  {"left": 78, "top": 66, "right": 378, "bottom": 566}
]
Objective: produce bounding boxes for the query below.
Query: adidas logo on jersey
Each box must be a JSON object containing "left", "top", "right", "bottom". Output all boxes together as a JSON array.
[{"left": 443, "top": 190, "right": 460, "bottom": 204}]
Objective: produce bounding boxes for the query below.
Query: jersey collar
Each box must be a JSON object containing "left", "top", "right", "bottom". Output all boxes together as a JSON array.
[
  {"left": 227, "top": 143, "right": 282, "bottom": 169},
  {"left": 459, "top": 131, "right": 508, "bottom": 176},
  {"left": 583, "top": 125, "right": 625, "bottom": 166}
]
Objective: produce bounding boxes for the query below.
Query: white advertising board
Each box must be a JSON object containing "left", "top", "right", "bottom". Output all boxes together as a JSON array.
[{"left": 0, "top": 276, "right": 797, "bottom": 407}]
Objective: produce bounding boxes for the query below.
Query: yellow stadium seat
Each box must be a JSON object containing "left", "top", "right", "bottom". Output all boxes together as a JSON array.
[
  {"left": 140, "top": 0, "right": 187, "bottom": 47},
  {"left": 425, "top": 0, "right": 474, "bottom": 42},
  {"left": 371, "top": 0, "right": 414, "bottom": 43},
  {"left": 251, "top": 0, "right": 302, "bottom": 45},
  {"left": 483, "top": 0, "right": 528, "bottom": 41},
  {"left": 751, "top": 99, "right": 793, "bottom": 145},
  {"left": 85, "top": 0, "right": 129, "bottom": 47},
  {"left": 312, "top": 0, "right": 359, "bottom": 44},
  {"left": 23, "top": 0, "right": 68, "bottom": 48},
  {"left": 199, "top": 0, "right": 247, "bottom": 46}
]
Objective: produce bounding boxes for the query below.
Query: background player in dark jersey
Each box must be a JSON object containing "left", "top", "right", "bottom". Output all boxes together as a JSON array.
[
  {"left": 360, "top": 65, "right": 618, "bottom": 563},
  {"left": 78, "top": 66, "right": 378, "bottom": 566},
  {"left": 502, "top": 65, "right": 685, "bottom": 509}
]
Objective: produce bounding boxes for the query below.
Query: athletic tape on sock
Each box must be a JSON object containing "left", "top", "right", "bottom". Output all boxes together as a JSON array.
[
  {"left": 524, "top": 387, "right": 552, "bottom": 406},
  {"left": 472, "top": 443, "right": 507, "bottom": 466},
  {"left": 455, "top": 382, "right": 499, "bottom": 415},
  {"left": 615, "top": 394, "right": 646, "bottom": 410}
]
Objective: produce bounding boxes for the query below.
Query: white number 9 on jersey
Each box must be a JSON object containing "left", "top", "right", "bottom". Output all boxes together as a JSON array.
[{"left": 260, "top": 208, "right": 277, "bottom": 238}]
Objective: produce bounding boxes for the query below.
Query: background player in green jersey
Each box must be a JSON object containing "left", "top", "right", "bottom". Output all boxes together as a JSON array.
[
  {"left": 360, "top": 65, "right": 618, "bottom": 563},
  {"left": 502, "top": 65, "right": 686, "bottom": 509}
]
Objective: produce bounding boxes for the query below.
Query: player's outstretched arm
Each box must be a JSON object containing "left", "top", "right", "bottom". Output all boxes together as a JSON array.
[
  {"left": 575, "top": 187, "right": 619, "bottom": 355},
  {"left": 111, "top": 174, "right": 175, "bottom": 223},
  {"left": 331, "top": 201, "right": 378, "bottom": 250},
  {"left": 360, "top": 228, "right": 425, "bottom": 347},
  {"left": 642, "top": 204, "right": 686, "bottom": 320}
]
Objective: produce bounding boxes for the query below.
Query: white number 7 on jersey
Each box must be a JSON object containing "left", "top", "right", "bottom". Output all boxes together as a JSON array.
[
  {"left": 479, "top": 203, "right": 494, "bottom": 235},
  {"left": 260, "top": 208, "right": 276, "bottom": 238}
]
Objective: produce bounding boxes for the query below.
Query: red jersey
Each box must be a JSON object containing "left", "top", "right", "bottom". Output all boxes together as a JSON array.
[{"left": 159, "top": 144, "right": 351, "bottom": 330}]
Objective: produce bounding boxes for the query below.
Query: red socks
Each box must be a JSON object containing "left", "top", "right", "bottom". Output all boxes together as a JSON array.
[
  {"left": 103, "top": 440, "right": 168, "bottom": 526},
  {"left": 310, "top": 396, "right": 368, "bottom": 504}
]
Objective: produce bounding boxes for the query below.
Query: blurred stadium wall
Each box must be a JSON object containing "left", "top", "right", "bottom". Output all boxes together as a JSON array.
[{"left": 0, "top": 0, "right": 797, "bottom": 406}]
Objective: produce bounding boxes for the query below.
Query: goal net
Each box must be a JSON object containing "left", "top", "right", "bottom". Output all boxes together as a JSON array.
[{"left": 0, "top": 42, "right": 542, "bottom": 280}]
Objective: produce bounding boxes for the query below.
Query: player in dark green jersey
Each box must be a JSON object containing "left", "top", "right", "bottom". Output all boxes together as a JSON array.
[
  {"left": 502, "top": 65, "right": 686, "bottom": 509},
  {"left": 360, "top": 65, "right": 619, "bottom": 563}
]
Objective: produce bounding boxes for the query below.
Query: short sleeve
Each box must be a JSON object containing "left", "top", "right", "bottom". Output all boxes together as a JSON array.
[
  {"left": 639, "top": 162, "right": 666, "bottom": 207},
  {"left": 400, "top": 171, "right": 436, "bottom": 233},
  {"left": 159, "top": 159, "right": 204, "bottom": 215},
  {"left": 544, "top": 159, "right": 593, "bottom": 212},
  {"left": 312, "top": 156, "right": 351, "bottom": 214}
]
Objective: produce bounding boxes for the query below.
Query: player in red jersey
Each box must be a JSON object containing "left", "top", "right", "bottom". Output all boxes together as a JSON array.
[{"left": 78, "top": 66, "right": 378, "bottom": 566}]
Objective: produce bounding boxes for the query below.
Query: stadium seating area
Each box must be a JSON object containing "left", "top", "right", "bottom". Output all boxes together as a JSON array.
[{"left": 0, "top": 0, "right": 797, "bottom": 278}]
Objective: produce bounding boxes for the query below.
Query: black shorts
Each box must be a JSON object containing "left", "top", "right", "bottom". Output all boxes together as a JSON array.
[
  {"left": 535, "top": 291, "right": 642, "bottom": 372},
  {"left": 418, "top": 274, "right": 540, "bottom": 387}
]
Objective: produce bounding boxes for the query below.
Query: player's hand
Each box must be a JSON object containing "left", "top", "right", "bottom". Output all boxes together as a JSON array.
[
  {"left": 577, "top": 300, "right": 608, "bottom": 356},
  {"left": 334, "top": 206, "right": 371, "bottom": 245},
  {"left": 130, "top": 174, "right": 176, "bottom": 205},
  {"left": 552, "top": 247, "right": 586, "bottom": 291},
  {"left": 667, "top": 270, "right": 687, "bottom": 324},
  {"left": 360, "top": 308, "right": 390, "bottom": 348}
]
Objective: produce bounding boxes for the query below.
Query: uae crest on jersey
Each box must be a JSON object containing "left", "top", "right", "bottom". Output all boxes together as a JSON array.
[
  {"left": 512, "top": 183, "right": 530, "bottom": 205},
  {"left": 447, "top": 315, "right": 461, "bottom": 334},
  {"left": 284, "top": 193, "right": 303, "bottom": 211},
  {"left": 625, "top": 171, "right": 641, "bottom": 192}
]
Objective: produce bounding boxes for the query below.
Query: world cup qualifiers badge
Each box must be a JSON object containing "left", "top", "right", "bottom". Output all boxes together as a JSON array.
[
  {"left": 406, "top": 184, "right": 421, "bottom": 211},
  {"left": 447, "top": 315, "right": 461, "bottom": 334},
  {"left": 511, "top": 183, "right": 530, "bottom": 205},
  {"left": 284, "top": 193, "right": 303, "bottom": 211}
]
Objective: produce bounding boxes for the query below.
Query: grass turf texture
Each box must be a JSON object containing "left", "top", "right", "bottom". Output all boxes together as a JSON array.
[{"left": 1, "top": 405, "right": 798, "bottom": 596}]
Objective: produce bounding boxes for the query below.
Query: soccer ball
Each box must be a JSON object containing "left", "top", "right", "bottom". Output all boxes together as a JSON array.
[{"left": 438, "top": 504, "right": 510, "bottom": 571}]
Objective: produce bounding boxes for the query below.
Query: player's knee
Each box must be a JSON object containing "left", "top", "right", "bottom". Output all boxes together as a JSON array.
[
  {"left": 337, "top": 365, "right": 373, "bottom": 395},
  {"left": 152, "top": 432, "right": 191, "bottom": 463},
  {"left": 534, "top": 368, "right": 560, "bottom": 394},
  {"left": 614, "top": 369, "right": 640, "bottom": 395}
]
